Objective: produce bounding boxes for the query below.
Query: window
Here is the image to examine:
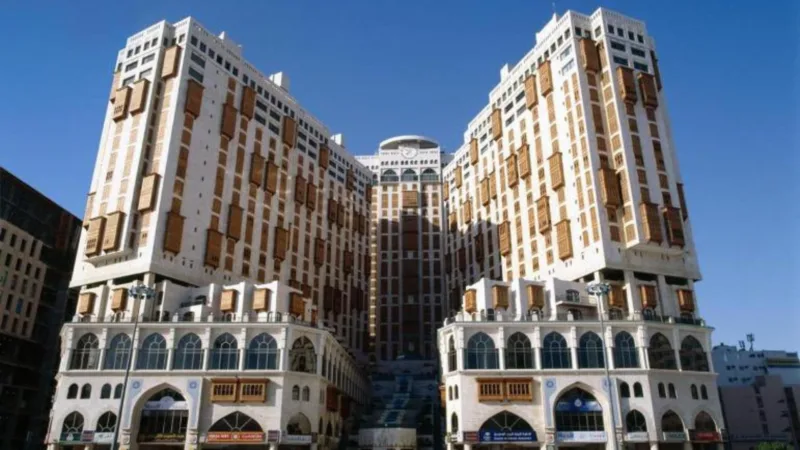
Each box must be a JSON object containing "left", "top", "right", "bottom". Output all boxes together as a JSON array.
[
  {"left": 594, "top": 26, "right": 601, "bottom": 37},
  {"left": 608, "top": 25, "right": 615, "bottom": 33},
  {"left": 125, "top": 61, "right": 138, "bottom": 72},
  {"left": 634, "top": 62, "right": 649, "bottom": 72},
  {"left": 190, "top": 36, "right": 198, "bottom": 46},
  {"left": 136, "top": 333, "right": 168, "bottom": 370},
  {"left": 506, "top": 332, "right": 534, "bottom": 369},
  {"left": 61, "top": 412, "right": 84, "bottom": 436},
  {"left": 188, "top": 67, "right": 204, "bottom": 83},
  {"left": 578, "top": 332, "right": 605, "bottom": 368},
  {"left": 633, "top": 382, "right": 643, "bottom": 397},
  {"left": 617, "top": 28, "right": 624, "bottom": 37},
  {"left": 700, "top": 385, "right": 708, "bottom": 400},
  {"left": 465, "top": 332, "right": 498, "bottom": 369},
  {"left": 292, "top": 385, "right": 300, "bottom": 401},
  {"left": 680, "top": 336, "right": 709, "bottom": 372},
  {"left": 657, "top": 382, "right": 666, "bottom": 398},
  {"left": 648, "top": 334, "right": 677, "bottom": 370},
  {"left": 96, "top": 412, "right": 117, "bottom": 433},
  {"left": 190, "top": 51, "right": 205, "bottom": 68},
  {"left": 614, "top": 332, "right": 639, "bottom": 368},
  {"left": 80, "top": 384, "right": 92, "bottom": 399},
  {"left": 142, "top": 54, "right": 155, "bottom": 64},
  {"left": 174, "top": 333, "right": 203, "bottom": 370},
  {"left": 211, "top": 333, "right": 239, "bottom": 370},
  {"left": 70, "top": 333, "right": 100, "bottom": 370},
  {"left": 199, "top": 42, "right": 206, "bottom": 52},
  {"left": 613, "top": 56, "right": 629, "bottom": 66},
  {"left": 691, "top": 384, "right": 699, "bottom": 399},
  {"left": 114, "top": 384, "right": 123, "bottom": 399},
  {"left": 100, "top": 384, "right": 112, "bottom": 399},
  {"left": 555, "top": 388, "right": 604, "bottom": 431},
  {"left": 67, "top": 384, "right": 78, "bottom": 399},
  {"left": 447, "top": 336, "right": 457, "bottom": 372},
  {"left": 631, "top": 47, "right": 646, "bottom": 58},
  {"left": 289, "top": 337, "right": 317, "bottom": 373},
  {"left": 668, "top": 383, "right": 677, "bottom": 398},
  {"left": 610, "top": 41, "right": 626, "bottom": 51},
  {"left": 302, "top": 386, "right": 310, "bottom": 401},
  {"left": 542, "top": 332, "right": 571, "bottom": 369},
  {"left": 246, "top": 333, "right": 279, "bottom": 370},
  {"left": 626, "top": 410, "right": 647, "bottom": 432},
  {"left": 620, "top": 382, "right": 630, "bottom": 398},
  {"left": 104, "top": 333, "right": 132, "bottom": 370},
  {"left": 451, "top": 413, "right": 459, "bottom": 432},
  {"left": 637, "top": 34, "right": 644, "bottom": 43}
]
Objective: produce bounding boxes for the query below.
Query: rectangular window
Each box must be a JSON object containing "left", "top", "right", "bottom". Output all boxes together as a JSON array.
[
  {"left": 255, "top": 99, "right": 267, "bottom": 111},
  {"left": 142, "top": 54, "right": 155, "bottom": 64},
  {"left": 178, "top": 34, "right": 185, "bottom": 43},
  {"left": 631, "top": 47, "right": 646, "bottom": 58},
  {"left": 254, "top": 114, "right": 266, "bottom": 126},
  {"left": 243, "top": 74, "right": 249, "bottom": 84},
  {"left": 144, "top": 41, "right": 150, "bottom": 51},
  {"left": 608, "top": 24, "right": 614, "bottom": 33},
  {"left": 199, "top": 42, "right": 206, "bottom": 52},
  {"left": 232, "top": 67, "right": 238, "bottom": 76},
  {"left": 216, "top": 55, "right": 223, "bottom": 65},
  {"left": 610, "top": 40, "right": 626, "bottom": 51},
  {"left": 594, "top": 26, "right": 601, "bottom": 37},
  {"left": 617, "top": 28, "right": 624, "bottom": 37},
  {"left": 191, "top": 51, "right": 205, "bottom": 68},
  {"left": 188, "top": 67, "right": 204, "bottom": 83},
  {"left": 613, "top": 56, "right": 629, "bottom": 66},
  {"left": 122, "top": 76, "right": 135, "bottom": 86},
  {"left": 190, "top": 36, "right": 198, "bottom": 46},
  {"left": 139, "top": 68, "right": 152, "bottom": 79},
  {"left": 225, "top": 61, "right": 231, "bottom": 71},
  {"left": 628, "top": 31, "right": 635, "bottom": 40},
  {"left": 633, "top": 62, "right": 649, "bottom": 72},
  {"left": 208, "top": 48, "right": 215, "bottom": 59},
  {"left": 125, "top": 61, "right": 138, "bottom": 72},
  {"left": 637, "top": 34, "right": 644, "bottom": 43}
]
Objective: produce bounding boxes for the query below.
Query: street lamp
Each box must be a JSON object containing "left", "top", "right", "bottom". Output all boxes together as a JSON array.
[
  {"left": 111, "top": 284, "right": 155, "bottom": 450},
  {"left": 586, "top": 281, "right": 620, "bottom": 450}
]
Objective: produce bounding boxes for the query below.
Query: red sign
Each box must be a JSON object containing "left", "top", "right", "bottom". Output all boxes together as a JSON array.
[
  {"left": 207, "top": 432, "right": 265, "bottom": 443},
  {"left": 463, "top": 432, "right": 479, "bottom": 443},
  {"left": 690, "top": 431, "right": 721, "bottom": 442}
]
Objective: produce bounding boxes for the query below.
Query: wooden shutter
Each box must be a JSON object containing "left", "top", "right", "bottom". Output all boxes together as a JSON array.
[
  {"left": 498, "top": 221, "right": 511, "bottom": 256},
  {"left": 579, "top": 38, "right": 600, "bottom": 73},
  {"left": 221, "top": 104, "right": 237, "bottom": 139},
  {"left": 474, "top": 233, "right": 484, "bottom": 264},
  {"left": 489, "top": 171, "right": 497, "bottom": 198},
  {"left": 464, "top": 289, "right": 477, "bottom": 313},
  {"left": 639, "top": 285, "right": 658, "bottom": 309},
  {"left": 527, "top": 285, "right": 545, "bottom": 309},
  {"left": 328, "top": 199, "right": 338, "bottom": 225},
  {"left": 185, "top": 80, "right": 204, "bottom": 117},
  {"left": 506, "top": 154, "right": 518, "bottom": 187},
  {"left": 403, "top": 230, "right": 418, "bottom": 251},
  {"left": 443, "top": 181, "right": 449, "bottom": 201},
  {"left": 163, "top": 212, "right": 185, "bottom": 254},
  {"left": 492, "top": 285, "right": 509, "bottom": 309},
  {"left": 346, "top": 169, "right": 355, "bottom": 191},
  {"left": 240, "top": 86, "right": 256, "bottom": 119},
  {"left": 480, "top": 178, "right": 490, "bottom": 206},
  {"left": 637, "top": 72, "right": 659, "bottom": 108},
  {"left": 111, "top": 289, "right": 127, "bottom": 311},
  {"left": 282, "top": 116, "right": 297, "bottom": 147},
  {"left": 314, "top": 238, "right": 325, "bottom": 266},
  {"left": 663, "top": 206, "right": 685, "bottom": 247},
  {"left": 83, "top": 193, "right": 95, "bottom": 228},
  {"left": 337, "top": 204, "right": 345, "bottom": 227},
  {"left": 524, "top": 74, "right": 538, "bottom": 109},
  {"left": 290, "top": 293, "right": 304, "bottom": 316},
  {"left": 454, "top": 167, "right": 463, "bottom": 188},
  {"left": 253, "top": 288, "right": 270, "bottom": 311},
  {"left": 343, "top": 251, "right": 354, "bottom": 273},
  {"left": 102, "top": 211, "right": 125, "bottom": 251},
  {"left": 402, "top": 190, "right": 419, "bottom": 208},
  {"left": 306, "top": 182, "right": 317, "bottom": 211},
  {"left": 78, "top": 293, "right": 95, "bottom": 315},
  {"left": 137, "top": 173, "right": 160, "bottom": 211},
  {"left": 538, "top": 60, "right": 553, "bottom": 96},
  {"left": 469, "top": 138, "right": 479, "bottom": 165},
  {"left": 639, "top": 202, "right": 663, "bottom": 243},
  {"left": 112, "top": 87, "right": 131, "bottom": 121},
  {"left": 448, "top": 212, "right": 457, "bottom": 232},
  {"left": 85, "top": 217, "right": 105, "bottom": 256},
  {"left": 536, "top": 196, "right": 551, "bottom": 233},
  {"left": 608, "top": 285, "right": 626, "bottom": 308},
  {"left": 490, "top": 108, "right": 502, "bottom": 140},
  {"left": 227, "top": 204, "right": 243, "bottom": 240},
  {"left": 616, "top": 66, "right": 637, "bottom": 103},
  {"left": 598, "top": 168, "right": 621, "bottom": 206},
  {"left": 462, "top": 200, "right": 472, "bottom": 224},
  {"left": 549, "top": 152, "right": 564, "bottom": 189},
  {"left": 295, "top": 175, "right": 306, "bottom": 205},
  {"left": 204, "top": 229, "right": 223, "bottom": 268},
  {"left": 457, "top": 248, "right": 466, "bottom": 271},
  {"left": 249, "top": 153, "right": 265, "bottom": 187},
  {"left": 161, "top": 45, "right": 182, "bottom": 79},
  {"left": 221, "top": 290, "right": 237, "bottom": 312},
  {"left": 273, "top": 227, "right": 289, "bottom": 260},
  {"left": 518, "top": 144, "right": 531, "bottom": 179},
  {"left": 129, "top": 79, "right": 149, "bottom": 115},
  {"left": 319, "top": 145, "right": 330, "bottom": 169},
  {"left": 265, "top": 162, "right": 279, "bottom": 194},
  {"left": 677, "top": 289, "right": 695, "bottom": 312},
  {"left": 556, "top": 219, "right": 573, "bottom": 260}
]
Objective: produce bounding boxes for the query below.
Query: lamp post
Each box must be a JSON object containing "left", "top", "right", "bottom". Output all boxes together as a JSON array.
[
  {"left": 111, "top": 284, "right": 155, "bottom": 450},
  {"left": 586, "top": 281, "right": 620, "bottom": 450}
]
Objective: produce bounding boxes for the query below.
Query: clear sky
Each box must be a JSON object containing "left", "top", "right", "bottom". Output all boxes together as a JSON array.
[{"left": 1, "top": 1, "right": 796, "bottom": 349}]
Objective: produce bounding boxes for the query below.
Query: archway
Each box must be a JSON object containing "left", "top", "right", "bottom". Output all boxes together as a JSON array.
[
  {"left": 690, "top": 411, "right": 720, "bottom": 449},
  {"left": 554, "top": 387, "right": 607, "bottom": 448},
  {"left": 660, "top": 410, "right": 686, "bottom": 450},
  {"left": 206, "top": 411, "right": 265, "bottom": 447},
  {"left": 135, "top": 387, "right": 188, "bottom": 448},
  {"left": 289, "top": 337, "right": 316, "bottom": 373},
  {"left": 282, "top": 413, "right": 313, "bottom": 448},
  {"left": 477, "top": 411, "right": 537, "bottom": 444},
  {"left": 624, "top": 410, "right": 648, "bottom": 450}
]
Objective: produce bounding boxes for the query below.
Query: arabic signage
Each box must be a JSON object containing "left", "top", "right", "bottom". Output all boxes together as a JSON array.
[
  {"left": 662, "top": 431, "right": 687, "bottom": 441},
  {"left": 143, "top": 396, "right": 188, "bottom": 410},
  {"left": 94, "top": 432, "right": 114, "bottom": 444},
  {"left": 463, "top": 431, "right": 479, "bottom": 443},
  {"left": 690, "top": 430, "right": 721, "bottom": 442},
  {"left": 138, "top": 433, "right": 186, "bottom": 443},
  {"left": 207, "top": 432, "right": 265, "bottom": 443},
  {"left": 625, "top": 432, "right": 649, "bottom": 442},
  {"left": 281, "top": 434, "right": 313, "bottom": 444},
  {"left": 59, "top": 432, "right": 91, "bottom": 444},
  {"left": 267, "top": 430, "right": 280, "bottom": 442},
  {"left": 556, "top": 431, "right": 607, "bottom": 443},
  {"left": 480, "top": 430, "right": 538, "bottom": 442},
  {"left": 555, "top": 398, "right": 602, "bottom": 413}
]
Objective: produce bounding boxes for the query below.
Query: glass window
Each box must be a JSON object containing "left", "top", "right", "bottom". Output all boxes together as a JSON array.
[
  {"left": 211, "top": 333, "right": 239, "bottom": 370},
  {"left": 578, "top": 332, "right": 605, "bottom": 368},
  {"left": 542, "top": 332, "right": 571, "bottom": 369},
  {"left": 136, "top": 333, "right": 167, "bottom": 370},
  {"left": 634, "top": 62, "right": 649, "bottom": 72},
  {"left": 174, "top": 333, "right": 203, "bottom": 370},
  {"left": 246, "top": 333, "right": 279, "bottom": 370},
  {"left": 610, "top": 41, "right": 626, "bottom": 51}
]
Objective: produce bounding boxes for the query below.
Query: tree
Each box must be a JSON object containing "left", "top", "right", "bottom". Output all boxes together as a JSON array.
[{"left": 756, "top": 442, "right": 791, "bottom": 450}]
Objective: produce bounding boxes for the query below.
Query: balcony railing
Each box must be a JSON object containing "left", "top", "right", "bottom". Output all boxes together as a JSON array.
[
  {"left": 443, "top": 310, "right": 706, "bottom": 327},
  {"left": 72, "top": 311, "right": 321, "bottom": 328}
]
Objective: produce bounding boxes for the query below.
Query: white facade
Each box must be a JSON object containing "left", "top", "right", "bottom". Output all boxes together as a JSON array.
[{"left": 713, "top": 344, "right": 800, "bottom": 387}]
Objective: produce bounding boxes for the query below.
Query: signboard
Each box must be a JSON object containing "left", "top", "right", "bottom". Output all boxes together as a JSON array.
[
  {"left": 690, "top": 430, "right": 721, "bottom": 442},
  {"left": 207, "top": 432, "right": 265, "bottom": 443},
  {"left": 555, "top": 398, "right": 602, "bottom": 413},
  {"left": 81, "top": 431, "right": 95, "bottom": 442},
  {"left": 267, "top": 430, "right": 280, "bottom": 442},
  {"left": 463, "top": 431, "right": 479, "bottom": 443},
  {"left": 59, "top": 432, "right": 91, "bottom": 444},
  {"left": 625, "top": 432, "right": 649, "bottom": 442},
  {"left": 138, "top": 433, "right": 186, "bottom": 443},
  {"left": 662, "top": 432, "right": 687, "bottom": 441},
  {"left": 556, "top": 431, "right": 607, "bottom": 443},
  {"left": 144, "top": 396, "right": 188, "bottom": 410},
  {"left": 480, "top": 430, "right": 538, "bottom": 442},
  {"left": 282, "top": 434, "right": 313, "bottom": 444},
  {"left": 94, "top": 432, "right": 114, "bottom": 444}
]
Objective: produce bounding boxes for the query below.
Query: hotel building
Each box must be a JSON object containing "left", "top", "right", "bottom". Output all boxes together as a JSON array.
[{"left": 437, "top": 8, "right": 724, "bottom": 450}]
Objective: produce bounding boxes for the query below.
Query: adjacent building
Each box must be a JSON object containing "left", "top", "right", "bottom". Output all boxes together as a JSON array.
[
  {"left": 713, "top": 344, "right": 800, "bottom": 450},
  {"left": 437, "top": 8, "right": 724, "bottom": 450},
  {"left": 0, "top": 167, "right": 82, "bottom": 450}
]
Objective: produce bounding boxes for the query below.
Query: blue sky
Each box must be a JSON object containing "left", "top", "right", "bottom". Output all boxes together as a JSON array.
[{"left": 1, "top": 1, "right": 796, "bottom": 349}]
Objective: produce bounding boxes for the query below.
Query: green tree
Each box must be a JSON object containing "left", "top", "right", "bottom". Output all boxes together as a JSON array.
[{"left": 756, "top": 442, "right": 791, "bottom": 450}]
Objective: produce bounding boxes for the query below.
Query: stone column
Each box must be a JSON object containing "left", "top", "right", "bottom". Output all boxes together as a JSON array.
[
  {"left": 623, "top": 270, "right": 640, "bottom": 318},
  {"left": 497, "top": 326, "right": 506, "bottom": 370},
  {"left": 569, "top": 326, "right": 578, "bottom": 368},
  {"left": 605, "top": 327, "right": 615, "bottom": 370}
]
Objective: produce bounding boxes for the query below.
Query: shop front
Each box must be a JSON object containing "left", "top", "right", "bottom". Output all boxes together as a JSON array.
[
  {"left": 200, "top": 412, "right": 268, "bottom": 449},
  {"left": 658, "top": 411, "right": 687, "bottom": 450},
  {"left": 469, "top": 411, "right": 540, "bottom": 449},
  {"left": 136, "top": 388, "right": 190, "bottom": 449},
  {"left": 554, "top": 388, "right": 606, "bottom": 450}
]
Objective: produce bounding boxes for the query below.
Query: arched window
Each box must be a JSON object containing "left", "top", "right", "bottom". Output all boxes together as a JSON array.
[
  {"left": 302, "top": 386, "right": 310, "bottom": 401},
  {"left": 620, "top": 382, "right": 630, "bottom": 398},
  {"left": 292, "top": 385, "right": 300, "bottom": 401},
  {"left": 67, "top": 384, "right": 78, "bottom": 399},
  {"left": 668, "top": 383, "right": 677, "bottom": 398},
  {"left": 648, "top": 333, "right": 677, "bottom": 370},
  {"left": 138, "top": 388, "right": 188, "bottom": 443},
  {"left": 691, "top": 384, "right": 699, "bottom": 399},
  {"left": 421, "top": 168, "right": 438, "bottom": 182},
  {"left": 61, "top": 412, "right": 84, "bottom": 438},
  {"left": 173, "top": 333, "right": 203, "bottom": 370},
  {"left": 80, "top": 384, "right": 91, "bottom": 399},
  {"left": 447, "top": 336, "right": 457, "bottom": 372},
  {"left": 286, "top": 413, "right": 312, "bottom": 435},
  {"left": 633, "top": 382, "right": 643, "bottom": 397},
  {"left": 479, "top": 411, "right": 535, "bottom": 436},
  {"left": 290, "top": 337, "right": 317, "bottom": 373},
  {"left": 104, "top": 333, "right": 132, "bottom": 370},
  {"left": 555, "top": 388, "right": 603, "bottom": 431},
  {"left": 136, "top": 333, "right": 167, "bottom": 370},
  {"left": 695, "top": 411, "right": 716, "bottom": 431},
  {"left": 626, "top": 410, "right": 647, "bottom": 432},
  {"left": 454, "top": 385, "right": 459, "bottom": 399},
  {"left": 114, "top": 384, "right": 123, "bottom": 399},
  {"left": 209, "top": 412, "right": 263, "bottom": 433},
  {"left": 100, "top": 384, "right": 112, "bottom": 399},
  {"left": 448, "top": 386, "right": 453, "bottom": 400},
  {"left": 465, "top": 332, "right": 498, "bottom": 369},
  {"left": 542, "top": 332, "right": 571, "bottom": 369},
  {"left": 211, "top": 333, "right": 239, "bottom": 370},
  {"left": 657, "top": 382, "right": 666, "bottom": 398},
  {"left": 613, "top": 332, "right": 639, "bottom": 368},
  {"left": 506, "top": 332, "right": 534, "bottom": 369},
  {"left": 578, "top": 332, "right": 605, "bottom": 368},
  {"left": 661, "top": 410, "right": 684, "bottom": 433},
  {"left": 246, "top": 333, "right": 279, "bottom": 370},
  {"left": 680, "top": 336, "right": 709, "bottom": 372},
  {"left": 451, "top": 413, "right": 459, "bottom": 432},
  {"left": 70, "top": 333, "right": 99, "bottom": 370},
  {"left": 380, "top": 169, "right": 399, "bottom": 183},
  {"left": 700, "top": 385, "right": 708, "bottom": 400},
  {"left": 96, "top": 412, "right": 117, "bottom": 433},
  {"left": 401, "top": 168, "right": 418, "bottom": 182}
]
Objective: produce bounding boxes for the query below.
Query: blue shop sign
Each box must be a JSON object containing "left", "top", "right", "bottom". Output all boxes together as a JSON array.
[
  {"left": 555, "top": 398, "right": 602, "bottom": 413},
  {"left": 479, "top": 431, "right": 538, "bottom": 442}
]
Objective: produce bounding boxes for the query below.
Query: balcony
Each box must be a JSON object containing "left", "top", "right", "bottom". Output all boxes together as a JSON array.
[
  {"left": 476, "top": 378, "right": 534, "bottom": 402},
  {"left": 443, "top": 310, "right": 707, "bottom": 328}
]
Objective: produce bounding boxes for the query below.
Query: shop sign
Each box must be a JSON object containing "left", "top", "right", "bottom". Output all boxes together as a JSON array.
[
  {"left": 138, "top": 433, "right": 186, "bottom": 443},
  {"left": 625, "top": 432, "right": 649, "bottom": 442},
  {"left": 267, "top": 430, "right": 280, "bottom": 442},
  {"left": 59, "top": 432, "right": 92, "bottom": 444},
  {"left": 662, "top": 431, "right": 686, "bottom": 441},
  {"left": 480, "top": 430, "right": 538, "bottom": 442},
  {"left": 556, "top": 431, "right": 607, "bottom": 443},
  {"left": 94, "top": 432, "right": 115, "bottom": 444},
  {"left": 463, "top": 431, "right": 479, "bottom": 443},
  {"left": 690, "top": 430, "right": 721, "bottom": 442},
  {"left": 207, "top": 432, "right": 265, "bottom": 443},
  {"left": 555, "top": 398, "right": 602, "bottom": 413},
  {"left": 282, "top": 434, "right": 313, "bottom": 444},
  {"left": 143, "top": 397, "right": 188, "bottom": 410}
]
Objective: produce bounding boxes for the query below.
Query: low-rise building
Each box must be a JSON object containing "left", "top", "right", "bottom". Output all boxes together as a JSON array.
[
  {"left": 438, "top": 277, "right": 724, "bottom": 450},
  {"left": 46, "top": 280, "right": 367, "bottom": 450}
]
